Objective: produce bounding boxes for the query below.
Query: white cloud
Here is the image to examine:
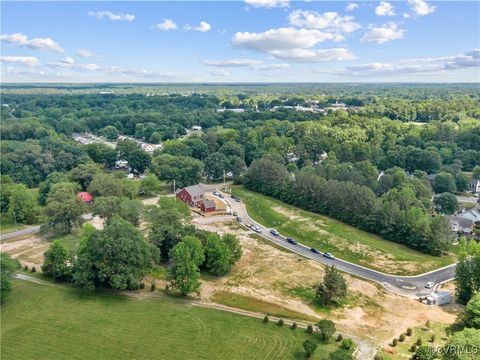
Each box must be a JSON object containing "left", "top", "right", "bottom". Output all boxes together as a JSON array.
[
  {"left": 203, "top": 58, "right": 290, "bottom": 70},
  {"left": 375, "top": 2, "right": 395, "bottom": 17},
  {"left": 193, "top": 21, "right": 211, "bottom": 32},
  {"left": 288, "top": 10, "right": 361, "bottom": 33},
  {"left": 403, "top": 13, "right": 411, "bottom": 18},
  {"left": 106, "top": 66, "right": 183, "bottom": 80},
  {"left": 269, "top": 48, "right": 355, "bottom": 62},
  {"left": 47, "top": 57, "right": 101, "bottom": 71},
  {"left": 321, "top": 49, "right": 480, "bottom": 78},
  {"left": 0, "top": 33, "right": 63, "bottom": 52},
  {"left": 76, "top": 49, "right": 98, "bottom": 58},
  {"left": 361, "top": 22, "right": 405, "bottom": 44},
  {"left": 155, "top": 19, "right": 178, "bottom": 31},
  {"left": 88, "top": 11, "right": 135, "bottom": 22},
  {"left": 407, "top": 0, "right": 435, "bottom": 16},
  {"left": 209, "top": 69, "right": 230, "bottom": 77},
  {"left": 443, "top": 49, "right": 480, "bottom": 69},
  {"left": 346, "top": 3, "right": 358, "bottom": 12},
  {"left": 232, "top": 27, "right": 354, "bottom": 62},
  {"left": 0, "top": 56, "right": 39, "bottom": 67},
  {"left": 244, "top": 0, "right": 289, "bottom": 9}
]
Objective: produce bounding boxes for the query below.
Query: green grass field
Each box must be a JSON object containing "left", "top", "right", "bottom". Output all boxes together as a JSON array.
[
  {"left": 232, "top": 186, "right": 455, "bottom": 275},
  {"left": 2, "top": 280, "right": 341, "bottom": 360}
]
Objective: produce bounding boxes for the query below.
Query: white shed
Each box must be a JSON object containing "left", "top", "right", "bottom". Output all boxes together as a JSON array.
[{"left": 427, "top": 291, "right": 451, "bottom": 306}]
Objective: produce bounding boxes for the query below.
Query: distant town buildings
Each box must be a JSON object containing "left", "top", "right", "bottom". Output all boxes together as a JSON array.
[
  {"left": 447, "top": 206, "right": 480, "bottom": 235},
  {"left": 217, "top": 108, "right": 245, "bottom": 113}
]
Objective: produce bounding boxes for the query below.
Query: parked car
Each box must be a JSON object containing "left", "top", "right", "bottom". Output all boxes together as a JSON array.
[
  {"left": 323, "top": 252, "right": 335, "bottom": 259},
  {"left": 286, "top": 237, "right": 297, "bottom": 245},
  {"left": 218, "top": 194, "right": 225, "bottom": 198},
  {"left": 235, "top": 197, "right": 241, "bottom": 202},
  {"left": 310, "top": 248, "right": 320, "bottom": 254},
  {"left": 425, "top": 281, "right": 435, "bottom": 289},
  {"left": 213, "top": 191, "right": 220, "bottom": 196},
  {"left": 236, "top": 216, "right": 243, "bottom": 222},
  {"left": 233, "top": 211, "right": 238, "bottom": 216},
  {"left": 270, "top": 229, "right": 279, "bottom": 236}
]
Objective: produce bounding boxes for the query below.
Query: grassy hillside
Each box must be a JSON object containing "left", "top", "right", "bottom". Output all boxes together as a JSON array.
[
  {"left": 2, "top": 280, "right": 338, "bottom": 360},
  {"left": 232, "top": 186, "right": 455, "bottom": 275}
]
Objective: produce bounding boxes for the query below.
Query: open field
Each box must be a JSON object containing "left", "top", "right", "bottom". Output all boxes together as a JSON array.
[
  {"left": 2, "top": 280, "right": 339, "bottom": 360},
  {"left": 191, "top": 220, "right": 457, "bottom": 348},
  {"left": 231, "top": 186, "right": 456, "bottom": 275}
]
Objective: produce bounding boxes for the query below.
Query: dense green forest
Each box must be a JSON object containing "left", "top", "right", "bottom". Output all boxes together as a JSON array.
[{"left": 1, "top": 84, "right": 479, "bottom": 256}]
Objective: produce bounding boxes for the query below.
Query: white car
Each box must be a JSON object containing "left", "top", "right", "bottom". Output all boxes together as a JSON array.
[{"left": 425, "top": 281, "right": 435, "bottom": 289}]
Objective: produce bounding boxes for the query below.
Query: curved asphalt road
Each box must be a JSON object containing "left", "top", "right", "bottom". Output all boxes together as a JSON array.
[{"left": 214, "top": 187, "right": 456, "bottom": 298}]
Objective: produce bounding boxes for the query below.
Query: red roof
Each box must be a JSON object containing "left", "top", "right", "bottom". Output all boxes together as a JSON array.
[{"left": 77, "top": 192, "right": 93, "bottom": 202}]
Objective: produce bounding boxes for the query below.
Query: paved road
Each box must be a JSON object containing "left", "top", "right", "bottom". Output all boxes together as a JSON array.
[
  {"left": 0, "top": 226, "right": 41, "bottom": 241},
  {"left": 213, "top": 188, "right": 456, "bottom": 298}
]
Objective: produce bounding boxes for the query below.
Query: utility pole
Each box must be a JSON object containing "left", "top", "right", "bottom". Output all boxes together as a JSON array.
[
  {"left": 173, "top": 179, "right": 176, "bottom": 194},
  {"left": 223, "top": 170, "right": 226, "bottom": 189},
  {"left": 13, "top": 208, "right": 18, "bottom": 231}
]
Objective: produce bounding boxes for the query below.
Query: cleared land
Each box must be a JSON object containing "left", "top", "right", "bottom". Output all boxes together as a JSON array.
[
  {"left": 2, "top": 280, "right": 338, "bottom": 360},
  {"left": 232, "top": 186, "right": 455, "bottom": 275}
]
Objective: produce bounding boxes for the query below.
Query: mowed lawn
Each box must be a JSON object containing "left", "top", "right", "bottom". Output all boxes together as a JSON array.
[
  {"left": 2, "top": 281, "right": 334, "bottom": 360},
  {"left": 232, "top": 186, "right": 455, "bottom": 275}
]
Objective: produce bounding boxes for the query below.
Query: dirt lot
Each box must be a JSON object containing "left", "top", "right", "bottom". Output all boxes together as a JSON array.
[
  {"left": 192, "top": 219, "right": 458, "bottom": 347},
  {"left": 0, "top": 235, "right": 49, "bottom": 270}
]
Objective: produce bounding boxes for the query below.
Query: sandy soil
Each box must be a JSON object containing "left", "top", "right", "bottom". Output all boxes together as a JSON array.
[
  {"left": 0, "top": 235, "right": 49, "bottom": 270},
  {"left": 193, "top": 219, "right": 458, "bottom": 347}
]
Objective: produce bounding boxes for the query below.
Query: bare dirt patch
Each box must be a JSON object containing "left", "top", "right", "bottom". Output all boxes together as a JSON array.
[
  {"left": 192, "top": 218, "right": 458, "bottom": 346},
  {"left": 0, "top": 235, "right": 49, "bottom": 270}
]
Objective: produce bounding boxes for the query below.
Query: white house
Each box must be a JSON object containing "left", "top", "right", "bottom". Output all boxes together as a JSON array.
[{"left": 470, "top": 179, "right": 480, "bottom": 194}]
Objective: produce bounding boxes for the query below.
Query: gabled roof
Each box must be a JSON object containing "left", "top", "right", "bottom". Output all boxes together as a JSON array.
[
  {"left": 202, "top": 199, "right": 215, "bottom": 208},
  {"left": 471, "top": 178, "right": 480, "bottom": 186},
  {"left": 77, "top": 192, "right": 93, "bottom": 202},
  {"left": 176, "top": 184, "right": 205, "bottom": 197}
]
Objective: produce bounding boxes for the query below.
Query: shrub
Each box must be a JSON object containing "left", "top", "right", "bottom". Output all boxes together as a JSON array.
[
  {"left": 150, "top": 283, "right": 156, "bottom": 291},
  {"left": 263, "top": 315, "right": 269, "bottom": 323},
  {"left": 24, "top": 265, "right": 28, "bottom": 271},
  {"left": 374, "top": 355, "right": 384, "bottom": 360},
  {"left": 425, "top": 320, "right": 431, "bottom": 329},
  {"left": 277, "top": 319, "right": 284, "bottom": 326},
  {"left": 336, "top": 334, "right": 343, "bottom": 342},
  {"left": 407, "top": 328, "right": 413, "bottom": 336},
  {"left": 341, "top": 339, "right": 355, "bottom": 351},
  {"left": 306, "top": 324, "right": 314, "bottom": 334},
  {"left": 410, "top": 345, "right": 417, "bottom": 353},
  {"left": 291, "top": 322, "right": 297, "bottom": 330},
  {"left": 31, "top": 266, "right": 36, "bottom": 273},
  {"left": 392, "top": 339, "right": 398, "bottom": 347},
  {"left": 416, "top": 338, "right": 422, "bottom": 346},
  {"left": 430, "top": 335, "right": 435, "bottom": 343},
  {"left": 399, "top": 334, "right": 406, "bottom": 342}
]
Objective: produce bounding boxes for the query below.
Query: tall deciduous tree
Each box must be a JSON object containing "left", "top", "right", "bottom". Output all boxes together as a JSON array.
[
  {"left": 42, "top": 183, "right": 85, "bottom": 235},
  {"left": 317, "top": 319, "right": 336, "bottom": 342},
  {"left": 0, "top": 253, "right": 19, "bottom": 304},
  {"left": 169, "top": 236, "right": 205, "bottom": 295},
  {"left": 7, "top": 184, "right": 37, "bottom": 224},
  {"left": 316, "top": 266, "right": 348, "bottom": 306},
  {"left": 42, "top": 240, "right": 72, "bottom": 281},
  {"left": 74, "top": 217, "right": 156, "bottom": 290}
]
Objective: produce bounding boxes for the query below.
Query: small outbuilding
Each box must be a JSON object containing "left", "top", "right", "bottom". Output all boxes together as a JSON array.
[
  {"left": 77, "top": 192, "right": 93, "bottom": 204},
  {"left": 427, "top": 291, "right": 451, "bottom": 306},
  {"left": 200, "top": 199, "right": 216, "bottom": 213}
]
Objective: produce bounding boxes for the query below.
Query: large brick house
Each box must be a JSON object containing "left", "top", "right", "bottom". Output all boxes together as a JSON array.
[{"left": 175, "top": 185, "right": 205, "bottom": 207}]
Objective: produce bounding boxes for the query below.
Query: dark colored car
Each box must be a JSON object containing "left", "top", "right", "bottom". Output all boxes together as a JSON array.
[
  {"left": 310, "top": 248, "right": 320, "bottom": 254},
  {"left": 286, "top": 238, "right": 297, "bottom": 245},
  {"left": 236, "top": 216, "right": 243, "bottom": 222},
  {"left": 323, "top": 252, "right": 335, "bottom": 259}
]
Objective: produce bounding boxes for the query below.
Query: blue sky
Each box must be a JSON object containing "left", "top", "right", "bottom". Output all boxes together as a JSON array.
[{"left": 1, "top": 1, "right": 479, "bottom": 82}]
